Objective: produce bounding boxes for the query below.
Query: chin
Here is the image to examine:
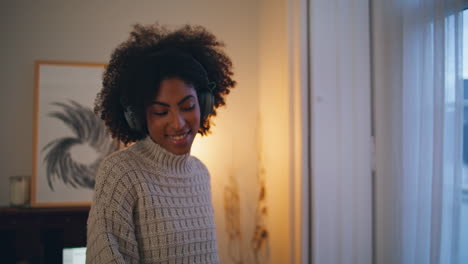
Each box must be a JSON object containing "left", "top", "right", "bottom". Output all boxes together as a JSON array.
[
  {"left": 173, "top": 149, "right": 190, "bottom": 155},
  {"left": 167, "top": 141, "right": 193, "bottom": 155}
]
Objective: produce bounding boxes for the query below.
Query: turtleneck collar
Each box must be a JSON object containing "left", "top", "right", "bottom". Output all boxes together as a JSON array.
[{"left": 130, "top": 136, "right": 194, "bottom": 174}]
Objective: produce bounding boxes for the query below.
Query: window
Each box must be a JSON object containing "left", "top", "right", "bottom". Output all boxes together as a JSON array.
[
  {"left": 460, "top": 8, "right": 468, "bottom": 262},
  {"left": 462, "top": 9, "right": 468, "bottom": 193}
]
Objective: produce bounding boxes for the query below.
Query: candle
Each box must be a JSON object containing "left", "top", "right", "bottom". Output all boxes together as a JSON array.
[{"left": 10, "top": 175, "right": 30, "bottom": 207}]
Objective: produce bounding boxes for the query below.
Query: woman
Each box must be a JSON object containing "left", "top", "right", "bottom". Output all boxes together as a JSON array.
[{"left": 86, "top": 23, "right": 236, "bottom": 264}]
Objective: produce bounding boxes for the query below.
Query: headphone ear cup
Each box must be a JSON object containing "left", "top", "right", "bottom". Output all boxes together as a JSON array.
[
  {"left": 198, "top": 92, "right": 215, "bottom": 120},
  {"left": 123, "top": 107, "right": 143, "bottom": 132}
]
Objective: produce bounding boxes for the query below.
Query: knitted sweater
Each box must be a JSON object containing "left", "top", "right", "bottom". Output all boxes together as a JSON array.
[{"left": 86, "top": 136, "right": 219, "bottom": 264}]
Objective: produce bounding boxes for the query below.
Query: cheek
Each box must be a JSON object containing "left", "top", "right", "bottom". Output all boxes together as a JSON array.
[
  {"left": 191, "top": 108, "right": 201, "bottom": 128},
  {"left": 146, "top": 114, "right": 165, "bottom": 134}
]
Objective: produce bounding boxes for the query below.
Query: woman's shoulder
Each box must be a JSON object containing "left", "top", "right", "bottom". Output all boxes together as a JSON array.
[
  {"left": 96, "top": 147, "right": 144, "bottom": 183},
  {"left": 100, "top": 147, "right": 136, "bottom": 169},
  {"left": 92, "top": 148, "right": 144, "bottom": 207},
  {"left": 189, "top": 155, "right": 210, "bottom": 175}
]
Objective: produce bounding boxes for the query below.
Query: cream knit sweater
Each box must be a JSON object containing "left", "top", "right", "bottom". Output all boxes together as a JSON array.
[{"left": 86, "top": 136, "right": 219, "bottom": 264}]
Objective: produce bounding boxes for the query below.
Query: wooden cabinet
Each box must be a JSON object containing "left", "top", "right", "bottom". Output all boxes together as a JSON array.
[{"left": 0, "top": 207, "right": 89, "bottom": 264}]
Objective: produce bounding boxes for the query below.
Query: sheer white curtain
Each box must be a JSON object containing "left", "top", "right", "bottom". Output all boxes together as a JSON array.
[
  {"left": 308, "top": 0, "right": 372, "bottom": 263},
  {"left": 373, "top": 0, "right": 464, "bottom": 263}
]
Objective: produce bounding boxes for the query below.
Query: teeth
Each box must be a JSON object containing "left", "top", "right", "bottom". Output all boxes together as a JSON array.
[{"left": 170, "top": 132, "right": 187, "bottom": 141}]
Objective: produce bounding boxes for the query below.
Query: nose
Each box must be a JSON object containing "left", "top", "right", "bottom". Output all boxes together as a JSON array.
[{"left": 170, "top": 111, "right": 186, "bottom": 130}]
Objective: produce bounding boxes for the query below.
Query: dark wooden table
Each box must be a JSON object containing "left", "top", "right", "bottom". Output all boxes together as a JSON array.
[{"left": 0, "top": 206, "right": 90, "bottom": 264}]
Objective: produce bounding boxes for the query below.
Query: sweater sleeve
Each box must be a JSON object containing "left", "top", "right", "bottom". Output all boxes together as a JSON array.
[{"left": 86, "top": 158, "right": 140, "bottom": 264}]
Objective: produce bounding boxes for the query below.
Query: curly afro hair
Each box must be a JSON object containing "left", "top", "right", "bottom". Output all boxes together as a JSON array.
[{"left": 94, "top": 23, "right": 236, "bottom": 144}]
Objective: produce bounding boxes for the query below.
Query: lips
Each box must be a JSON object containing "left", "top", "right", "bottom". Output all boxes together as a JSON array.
[{"left": 167, "top": 130, "right": 191, "bottom": 145}]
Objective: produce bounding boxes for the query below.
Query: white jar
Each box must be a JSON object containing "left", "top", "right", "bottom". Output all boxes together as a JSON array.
[{"left": 9, "top": 175, "right": 30, "bottom": 207}]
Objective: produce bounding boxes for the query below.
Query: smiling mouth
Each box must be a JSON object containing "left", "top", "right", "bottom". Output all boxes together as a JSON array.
[{"left": 167, "top": 130, "right": 191, "bottom": 144}]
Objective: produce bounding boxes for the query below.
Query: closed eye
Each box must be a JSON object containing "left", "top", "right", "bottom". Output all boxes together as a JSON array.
[
  {"left": 152, "top": 111, "right": 167, "bottom": 116},
  {"left": 182, "top": 104, "right": 195, "bottom": 111}
]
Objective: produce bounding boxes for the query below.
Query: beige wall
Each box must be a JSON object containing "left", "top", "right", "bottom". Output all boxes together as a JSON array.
[
  {"left": 0, "top": 0, "right": 293, "bottom": 263},
  {"left": 0, "top": 0, "right": 259, "bottom": 204},
  {"left": 258, "top": 0, "right": 292, "bottom": 263}
]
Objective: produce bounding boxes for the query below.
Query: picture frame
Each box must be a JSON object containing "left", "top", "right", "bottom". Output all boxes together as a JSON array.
[{"left": 32, "top": 61, "right": 117, "bottom": 207}]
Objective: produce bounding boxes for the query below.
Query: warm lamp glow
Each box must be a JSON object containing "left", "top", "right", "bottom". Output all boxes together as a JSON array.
[
  {"left": 190, "top": 135, "right": 214, "bottom": 162},
  {"left": 190, "top": 130, "right": 234, "bottom": 182}
]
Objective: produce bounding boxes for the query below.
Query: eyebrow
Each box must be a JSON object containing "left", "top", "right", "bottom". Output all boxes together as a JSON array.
[{"left": 150, "top": 95, "right": 195, "bottom": 107}]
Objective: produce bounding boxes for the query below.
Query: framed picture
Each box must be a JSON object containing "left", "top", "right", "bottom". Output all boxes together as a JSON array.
[{"left": 32, "top": 61, "right": 117, "bottom": 207}]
